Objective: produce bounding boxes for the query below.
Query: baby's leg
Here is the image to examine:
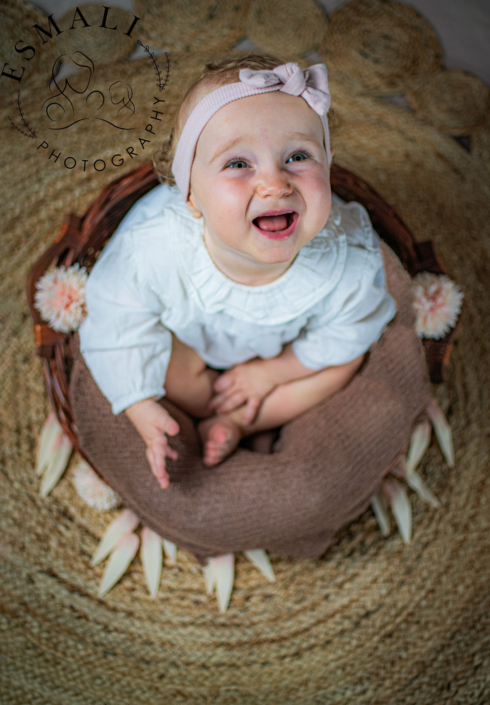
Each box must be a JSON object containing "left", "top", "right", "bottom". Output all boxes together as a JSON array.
[
  {"left": 199, "top": 356, "right": 364, "bottom": 466},
  {"left": 164, "top": 334, "right": 219, "bottom": 418},
  {"left": 164, "top": 335, "right": 243, "bottom": 466},
  {"left": 238, "top": 357, "right": 364, "bottom": 434}
]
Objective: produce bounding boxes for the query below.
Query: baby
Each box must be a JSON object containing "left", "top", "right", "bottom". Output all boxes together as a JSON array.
[{"left": 79, "top": 54, "right": 396, "bottom": 490}]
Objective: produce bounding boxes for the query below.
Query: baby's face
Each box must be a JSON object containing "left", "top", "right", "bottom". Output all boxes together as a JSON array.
[{"left": 187, "top": 91, "right": 332, "bottom": 271}]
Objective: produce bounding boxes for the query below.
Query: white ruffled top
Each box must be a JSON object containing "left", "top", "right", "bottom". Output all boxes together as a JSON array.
[{"left": 80, "top": 184, "right": 396, "bottom": 414}]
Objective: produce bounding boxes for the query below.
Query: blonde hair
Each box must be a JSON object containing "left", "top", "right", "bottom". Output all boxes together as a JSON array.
[{"left": 153, "top": 54, "right": 338, "bottom": 186}]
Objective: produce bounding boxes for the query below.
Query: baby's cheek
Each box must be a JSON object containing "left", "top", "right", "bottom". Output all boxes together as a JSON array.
[
  {"left": 310, "top": 186, "right": 332, "bottom": 229},
  {"left": 215, "top": 180, "right": 251, "bottom": 218},
  {"left": 218, "top": 177, "right": 249, "bottom": 200},
  {"left": 305, "top": 166, "right": 331, "bottom": 200}
]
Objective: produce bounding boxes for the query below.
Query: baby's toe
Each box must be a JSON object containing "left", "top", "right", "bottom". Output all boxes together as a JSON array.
[{"left": 198, "top": 417, "right": 241, "bottom": 467}]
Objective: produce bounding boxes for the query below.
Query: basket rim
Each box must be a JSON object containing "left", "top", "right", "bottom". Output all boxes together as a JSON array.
[{"left": 26, "top": 161, "right": 462, "bottom": 459}]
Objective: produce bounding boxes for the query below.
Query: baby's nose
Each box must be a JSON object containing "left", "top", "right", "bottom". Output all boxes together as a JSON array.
[{"left": 255, "top": 167, "right": 292, "bottom": 199}]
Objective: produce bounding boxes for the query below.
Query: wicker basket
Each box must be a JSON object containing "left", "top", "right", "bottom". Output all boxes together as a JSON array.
[{"left": 26, "top": 162, "right": 460, "bottom": 460}]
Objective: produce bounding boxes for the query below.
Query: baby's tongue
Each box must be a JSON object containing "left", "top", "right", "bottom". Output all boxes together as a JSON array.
[{"left": 255, "top": 214, "right": 289, "bottom": 232}]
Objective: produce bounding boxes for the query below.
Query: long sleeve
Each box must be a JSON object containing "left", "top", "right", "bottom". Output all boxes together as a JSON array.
[
  {"left": 79, "top": 228, "right": 172, "bottom": 415},
  {"left": 291, "top": 244, "right": 396, "bottom": 370}
]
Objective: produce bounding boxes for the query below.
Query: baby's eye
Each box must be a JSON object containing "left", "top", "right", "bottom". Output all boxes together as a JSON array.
[
  {"left": 227, "top": 159, "right": 249, "bottom": 169},
  {"left": 287, "top": 152, "right": 308, "bottom": 163}
]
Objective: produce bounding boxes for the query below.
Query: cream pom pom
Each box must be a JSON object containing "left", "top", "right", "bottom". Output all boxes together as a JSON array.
[
  {"left": 412, "top": 273, "right": 463, "bottom": 339},
  {"left": 34, "top": 264, "right": 87, "bottom": 333},
  {"left": 73, "top": 460, "right": 121, "bottom": 511}
]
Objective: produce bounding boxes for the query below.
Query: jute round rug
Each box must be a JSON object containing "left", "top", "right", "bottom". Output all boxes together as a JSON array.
[{"left": 1, "top": 1, "right": 490, "bottom": 702}]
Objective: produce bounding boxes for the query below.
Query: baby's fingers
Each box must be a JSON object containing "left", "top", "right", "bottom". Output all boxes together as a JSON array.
[
  {"left": 213, "top": 373, "right": 232, "bottom": 392},
  {"left": 147, "top": 441, "right": 170, "bottom": 489},
  {"left": 243, "top": 397, "right": 261, "bottom": 426},
  {"left": 157, "top": 410, "right": 180, "bottom": 437},
  {"left": 215, "top": 391, "right": 246, "bottom": 414},
  {"left": 209, "top": 390, "right": 237, "bottom": 411},
  {"left": 165, "top": 445, "right": 178, "bottom": 461}
]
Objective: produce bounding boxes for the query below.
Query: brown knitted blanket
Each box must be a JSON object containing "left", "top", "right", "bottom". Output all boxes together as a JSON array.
[{"left": 69, "top": 242, "right": 431, "bottom": 564}]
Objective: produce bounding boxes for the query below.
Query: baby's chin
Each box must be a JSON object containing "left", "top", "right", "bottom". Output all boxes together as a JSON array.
[{"left": 250, "top": 238, "right": 304, "bottom": 267}]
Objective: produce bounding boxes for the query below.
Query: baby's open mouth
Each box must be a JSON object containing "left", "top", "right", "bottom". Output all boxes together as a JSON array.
[{"left": 253, "top": 212, "right": 296, "bottom": 233}]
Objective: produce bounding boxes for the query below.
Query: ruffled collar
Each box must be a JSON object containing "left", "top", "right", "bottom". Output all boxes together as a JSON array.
[{"left": 165, "top": 195, "right": 348, "bottom": 325}]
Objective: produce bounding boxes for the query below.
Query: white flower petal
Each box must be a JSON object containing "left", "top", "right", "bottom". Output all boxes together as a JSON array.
[
  {"left": 371, "top": 492, "right": 391, "bottom": 536},
  {"left": 36, "top": 412, "right": 63, "bottom": 477},
  {"left": 427, "top": 400, "right": 455, "bottom": 468},
  {"left": 244, "top": 550, "right": 276, "bottom": 582},
  {"left": 34, "top": 263, "right": 88, "bottom": 333},
  {"left": 91, "top": 509, "right": 140, "bottom": 566},
  {"left": 98, "top": 531, "right": 140, "bottom": 597},
  {"left": 40, "top": 432, "right": 73, "bottom": 497},
  {"left": 390, "top": 456, "right": 408, "bottom": 481},
  {"left": 383, "top": 478, "right": 412, "bottom": 544},
  {"left": 141, "top": 527, "right": 163, "bottom": 598},
  {"left": 412, "top": 272, "right": 463, "bottom": 339},
  {"left": 215, "top": 554, "right": 235, "bottom": 613},
  {"left": 406, "top": 421, "right": 432, "bottom": 474},
  {"left": 163, "top": 539, "right": 177, "bottom": 565},
  {"left": 73, "top": 460, "right": 121, "bottom": 511},
  {"left": 405, "top": 471, "right": 441, "bottom": 508},
  {"left": 203, "top": 558, "right": 217, "bottom": 596}
]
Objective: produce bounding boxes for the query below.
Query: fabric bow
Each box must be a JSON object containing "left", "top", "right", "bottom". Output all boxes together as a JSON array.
[{"left": 239, "top": 63, "right": 331, "bottom": 117}]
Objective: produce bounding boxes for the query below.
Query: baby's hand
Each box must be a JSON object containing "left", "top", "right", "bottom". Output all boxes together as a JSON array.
[
  {"left": 125, "top": 399, "right": 179, "bottom": 489},
  {"left": 209, "top": 359, "right": 277, "bottom": 424}
]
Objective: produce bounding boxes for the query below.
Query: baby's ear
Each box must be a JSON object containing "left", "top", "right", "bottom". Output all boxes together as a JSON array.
[{"left": 186, "top": 191, "right": 203, "bottom": 219}]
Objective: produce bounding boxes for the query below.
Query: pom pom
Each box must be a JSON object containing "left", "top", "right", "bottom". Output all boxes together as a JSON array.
[
  {"left": 73, "top": 460, "right": 121, "bottom": 511},
  {"left": 412, "top": 272, "right": 463, "bottom": 339},
  {"left": 34, "top": 264, "right": 87, "bottom": 333}
]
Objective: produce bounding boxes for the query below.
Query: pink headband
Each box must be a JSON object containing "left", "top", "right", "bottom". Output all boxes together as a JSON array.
[{"left": 172, "top": 62, "right": 332, "bottom": 199}]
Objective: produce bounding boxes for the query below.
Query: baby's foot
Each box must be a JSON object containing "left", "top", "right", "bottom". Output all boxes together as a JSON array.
[{"left": 197, "top": 416, "right": 242, "bottom": 467}]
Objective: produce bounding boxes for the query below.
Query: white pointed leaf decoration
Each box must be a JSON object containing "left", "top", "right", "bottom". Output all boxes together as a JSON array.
[
  {"left": 216, "top": 553, "right": 235, "bottom": 613},
  {"left": 203, "top": 558, "right": 217, "bottom": 596},
  {"left": 73, "top": 460, "right": 121, "bottom": 511},
  {"left": 371, "top": 492, "right": 391, "bottom": 536},
  {"left": 40, "top": 433, "right": 73, "bottom": 497},
  {"left": 141, "top": 527, "right": 163, "bottom": 598},
  {"left": 405, "top": 471, "right": 441, "bottom": 508},
  {"left": 390, "top": 456, "right": 408, "bottom": 481},
  {"left": 98, "top": 531, "right": 140, "bottom": 597},
  {"left": 163, "top": 539, "right": 177, "bottom": 565},
  {"left": 91, "top": 509, "right": 140, "bottom": 566},
  {"left": 427, "top": 400, "right": 454, "bottom": 468},
  {"left": 406, "top": 420, "right": 431, "bottom": 474},
  {"left": 36, "top": 412, "right": 62, "bottom": 476},
  {"left": 244, "top": 550, "right": 276, "bottom": 582},
  {"left": 383, "top": 478, "right": 412, "bottom": 544}
]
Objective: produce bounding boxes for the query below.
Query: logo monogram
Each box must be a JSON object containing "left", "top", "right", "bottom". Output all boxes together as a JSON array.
[{"left": 3, "top": 6, "right": 170, "bottom": 173}]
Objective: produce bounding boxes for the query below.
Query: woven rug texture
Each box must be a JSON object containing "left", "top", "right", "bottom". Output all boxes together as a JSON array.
[{"left": 1, "top": 0, "right": 490, "bottom": 703}]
